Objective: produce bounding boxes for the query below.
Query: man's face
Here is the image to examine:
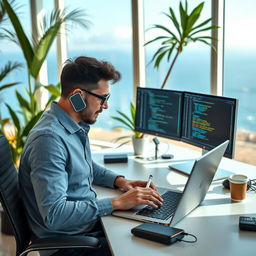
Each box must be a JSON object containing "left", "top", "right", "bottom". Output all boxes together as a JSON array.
[{"left": 79, "top": 79, "right": 110, "bottom": 124}]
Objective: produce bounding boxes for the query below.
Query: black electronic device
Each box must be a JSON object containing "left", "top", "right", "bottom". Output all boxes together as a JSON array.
[
  {"left": 222, "top": 179, "right": 230, "bottom": 189},
  {"left": 239, "top": 216, "right": 256, "bottom": 231},
  {"left": 131, "top": 223, "right": 184, "bottom": 245},
  {"left": 161, "top": 154, "right": 174, "bottom": 160},
  {"left": 69, "top": 92, "right": 87, "bottom": 112},
  {"left": 181, "top": 92, "right": 238, "bottom": 159},
  {"left": 104, "top": 154, "right": 128, "bottom": 164},
  {"left": 135, "top": 87, "right": 183, "bottom": 140}
]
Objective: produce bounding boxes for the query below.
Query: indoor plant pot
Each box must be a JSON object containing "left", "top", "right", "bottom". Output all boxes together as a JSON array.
[{"left": 132, "top": 136, "right": 149, "bottom": 156}]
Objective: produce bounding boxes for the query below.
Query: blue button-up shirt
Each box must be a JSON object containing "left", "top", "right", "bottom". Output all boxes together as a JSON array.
[{"left": 19, "top": 102, "right": 119, "bottom": 239}]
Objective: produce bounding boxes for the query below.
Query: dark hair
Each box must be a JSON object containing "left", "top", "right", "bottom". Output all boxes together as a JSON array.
[{"left": 60, "top": 56, "right": 121, "bottom": 97}]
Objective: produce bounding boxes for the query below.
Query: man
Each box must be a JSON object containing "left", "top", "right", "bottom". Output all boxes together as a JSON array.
[{"left": 19, "top": 56, "right": 163, "bottom": 256}]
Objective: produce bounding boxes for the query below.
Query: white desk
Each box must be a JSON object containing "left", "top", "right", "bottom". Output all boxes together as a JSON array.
[{"left": 93, "top": 143, "right": 256, "bottom": 256}]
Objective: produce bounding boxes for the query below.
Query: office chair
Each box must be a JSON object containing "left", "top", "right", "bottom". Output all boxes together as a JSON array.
[{"left": 0, "top": 135, "right": 100, "bottom": 256}]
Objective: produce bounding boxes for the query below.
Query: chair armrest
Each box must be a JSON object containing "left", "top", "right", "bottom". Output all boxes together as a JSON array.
[{"left": 20, "top": 235, "right": 100, "bottom": 256}]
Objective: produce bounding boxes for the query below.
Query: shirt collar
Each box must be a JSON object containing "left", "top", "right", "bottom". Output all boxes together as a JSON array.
[{"left": 50, "top": 102, "right": 90, "bottom": 134}]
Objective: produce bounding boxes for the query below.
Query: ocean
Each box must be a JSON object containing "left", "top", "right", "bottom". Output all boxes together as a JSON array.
[{"left": 0, "top": 48, "right": 256, "bottom": 133}]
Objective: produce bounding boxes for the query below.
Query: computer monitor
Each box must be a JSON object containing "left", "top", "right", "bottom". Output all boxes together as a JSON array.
[
  {"left": 135, "top": 87, "right": 183, "bottom": 140},
  {"left": 181, "top": 92, "right": 238, "bottom": 158}
]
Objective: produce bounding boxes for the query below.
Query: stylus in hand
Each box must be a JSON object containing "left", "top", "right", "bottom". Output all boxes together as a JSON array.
[{"left": 146, "top": 175, "right": 153, "bottom": 188}]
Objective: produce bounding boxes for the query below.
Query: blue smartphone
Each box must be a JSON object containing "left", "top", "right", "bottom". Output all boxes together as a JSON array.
[{"left": 69, "top": 92, "right": 87, "bottom": 112}]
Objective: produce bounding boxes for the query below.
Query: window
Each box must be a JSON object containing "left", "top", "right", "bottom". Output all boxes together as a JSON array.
[
  {"left": 144, "top": 0, "right": 211, "bottom": 93},
  {"left": 224, "top": 0, "right": 256, "bottom": 164},
  {"left": 0, "top": 0, "right": 31, "bottom": 119},
  {"left": 64, "top": 0, "right": 133, "bottom": 129}
]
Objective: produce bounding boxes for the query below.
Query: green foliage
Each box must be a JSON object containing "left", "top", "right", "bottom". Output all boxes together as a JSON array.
[
  {"left": 111, "top": 102, "right": 143, "bottom": 146},
  {"left": 145, "top": 0, "right": 218, "bottom": 89},
  {"left": 0, "top": 0, "right": 89, "bottom": 164},
  {"left": 0, "top": 1, "right": 22, "bottom": 93},
  {"left": 1, "top": 83, "right": 61, "bottom": 164},
  {"left": 2, "top": 0, "right": 90, "bottom": 80}
]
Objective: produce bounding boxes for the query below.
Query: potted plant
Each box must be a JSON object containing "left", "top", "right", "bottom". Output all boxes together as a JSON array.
[
  {"left": 111, "top": 102, "right": 149, "bottom": 156},
  {"left": 0, "top": 0, "right": 90, "bottom": 165},
  {"left": 145, "top": 0, "right": 218, "bottom": 89}
]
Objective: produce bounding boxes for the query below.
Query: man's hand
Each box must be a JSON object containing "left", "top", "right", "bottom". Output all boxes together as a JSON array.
[
  {"left": 111, "top": 187, "right": 163, "bottom": 210},
  {"left": 114, "top": 177, "right": 157, "bottom": 191}
]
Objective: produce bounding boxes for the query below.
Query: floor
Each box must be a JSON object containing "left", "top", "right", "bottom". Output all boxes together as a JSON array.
[
  {"left": 0, "top": 215, "right": 38, "bottom": 256},
  {"left": 0, "top": 232, "right": 15, "bottom": 256}
]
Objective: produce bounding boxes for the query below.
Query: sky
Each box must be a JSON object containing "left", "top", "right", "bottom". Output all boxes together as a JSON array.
[{"left": 1, "top": 0, "right": 256, "bottom": 53}]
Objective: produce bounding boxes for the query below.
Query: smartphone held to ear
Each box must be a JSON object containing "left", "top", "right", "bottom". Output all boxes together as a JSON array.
[{"left": 69, "top": 92, "right": 87, "bottom": 112}]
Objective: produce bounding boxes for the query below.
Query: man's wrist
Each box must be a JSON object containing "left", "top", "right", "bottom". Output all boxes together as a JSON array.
[
  {"left": 114, "top": 175, "right": 125, "bottom": 188},
  {"left": 111, "top": 197, "right": 121, "bottom": 210}
]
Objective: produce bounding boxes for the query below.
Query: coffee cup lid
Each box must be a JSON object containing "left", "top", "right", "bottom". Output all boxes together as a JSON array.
[{"left": 228, "top": 174, "right": 248, "bottom": 184}]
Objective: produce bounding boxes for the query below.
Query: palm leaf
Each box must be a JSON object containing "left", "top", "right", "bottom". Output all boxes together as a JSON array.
[
  {"left": 190, "top": 18, "right": 212, "bottom": 32},
  {"left": 145, "top": 1, "right": 219, "bottom": 88},
  {"left": 21, "top": 110, "right": 44, "bottom": 138},
  {"left": 44, "top": 95, "right": 57, "bottom": 109},
  {"left": 111, "top": 116, "right": 133, "bottom": 131},
  {"left": 0, "top": 61, "right": 22, "bottom": 82},
  {"left": 0, "top": 27, "right": 19, "bottom": 44},
  {"left": 2, "top": 0, "right": 34, "bottom": 68},
  {"left": 144, "top": 36, "right": 170, "bottom": 46},
  {"left": 190, "top": 25, "right": 219, "bottom": 37},
  {"left": 154, "top": 48, "right": 170, "bottom": 68},
  {"left": 44, "top": 83, "right": 61, "bottom": 97},
  {"left": 116, "top": 110, "right": 133, "bottom": 126},
  {"left": 5, "top": 103, "right": 21, "bottom": 133},
  {"left": 179, "top": 1, "right": 188, "bottom": 32},
  {"left": 130, "top": 103, "right": 136, "bottom": 123},
  {"left": 192, "top": 38, "right": 216, "bottom": 50},
  {"left": 167, "top": 43, "right": 177, "bottom": 61},
  {"left": 15, "top": 91, "right": 30, "bottom": 111},
  {"left": 186, "top": 2, "right": 204, "bottom": 31},
  {"left": 30, "top": 8, "right": 90, "bottom": 78},
  {"left": 152, "top": 24, "right": 178, "bottom": 40},
  {"left": 168, "top": 7, "right": 181, "bottom": 37},
  {"left": 0, "top": 82, "right": 20, "bottom": 91},
  {"left": 150, "top": 45, "right": 169, "bottom": 65}
]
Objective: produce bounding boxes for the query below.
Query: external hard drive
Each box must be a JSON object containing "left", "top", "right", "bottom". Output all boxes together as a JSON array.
[
  {"left": 104, "top": 154, "right": 128, "bottom": 164},
  {"left": 131, "top": 223, "right": 184, "bottom": 245}
]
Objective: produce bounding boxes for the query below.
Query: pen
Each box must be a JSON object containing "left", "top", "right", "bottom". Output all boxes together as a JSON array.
[{"left": 146, "top": 174, "right": 153, "bottom": 188}]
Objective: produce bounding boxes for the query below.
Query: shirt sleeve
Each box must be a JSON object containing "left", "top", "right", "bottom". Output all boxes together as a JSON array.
[
  {"left": 92, "top": 160, "right": 121, "bottom": 188},
  {"left": 28, "top": 134, "right": 113, "bottom": 232}
]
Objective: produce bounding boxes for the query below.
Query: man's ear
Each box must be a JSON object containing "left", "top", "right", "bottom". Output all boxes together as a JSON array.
[{"left": 69, "top": 88, "right": 82, "bottom": 96}]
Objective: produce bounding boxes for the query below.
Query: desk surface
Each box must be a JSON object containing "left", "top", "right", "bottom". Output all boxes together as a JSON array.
[{"left": 93, "top": 143, "right": 256, "bottom": 256}]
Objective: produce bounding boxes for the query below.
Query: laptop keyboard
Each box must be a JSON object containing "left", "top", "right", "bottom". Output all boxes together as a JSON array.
[{"left": 136, "top": 190, "right": 182, "bottom": 220}]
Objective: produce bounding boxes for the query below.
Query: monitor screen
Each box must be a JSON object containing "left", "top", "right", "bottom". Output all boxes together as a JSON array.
[
  {"left": 182, "top": 92, "right": 238, "bottom": 158},
  {"left": 135, "top": 87, "right": 183, "bottom": 140}
]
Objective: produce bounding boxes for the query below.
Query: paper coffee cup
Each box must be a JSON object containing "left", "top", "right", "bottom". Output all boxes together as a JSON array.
[{"left": 228, "top": 174, "right": 248, "bottom": 201}]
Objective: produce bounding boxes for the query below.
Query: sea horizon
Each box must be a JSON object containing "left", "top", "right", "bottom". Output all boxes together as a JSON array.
[{"left": 0, "top": 48, "right": 256, "bottom": 133}]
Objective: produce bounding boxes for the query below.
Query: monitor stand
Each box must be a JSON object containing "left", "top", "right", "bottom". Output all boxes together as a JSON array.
[{"left": 169, "top": 149, "right": 234, "bottom": 181}]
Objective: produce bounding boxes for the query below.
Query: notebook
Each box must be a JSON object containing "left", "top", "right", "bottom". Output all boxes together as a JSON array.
[{"left": 112, "top": 140, "right": 229, "bottom": 226}]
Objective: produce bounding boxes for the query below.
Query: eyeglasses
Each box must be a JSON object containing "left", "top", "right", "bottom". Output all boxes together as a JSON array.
[{"left": 81, "top": 89, "right": 110, "bottom": 105}]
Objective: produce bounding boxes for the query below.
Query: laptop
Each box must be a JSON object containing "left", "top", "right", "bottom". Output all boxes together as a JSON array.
[{"left": 112, "top": 140, "right": 229, "bottom": 226}]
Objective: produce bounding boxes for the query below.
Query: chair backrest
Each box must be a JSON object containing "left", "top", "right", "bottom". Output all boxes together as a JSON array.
[{"left": 0, "top": 136, "right": 31, "bottom": 256}]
